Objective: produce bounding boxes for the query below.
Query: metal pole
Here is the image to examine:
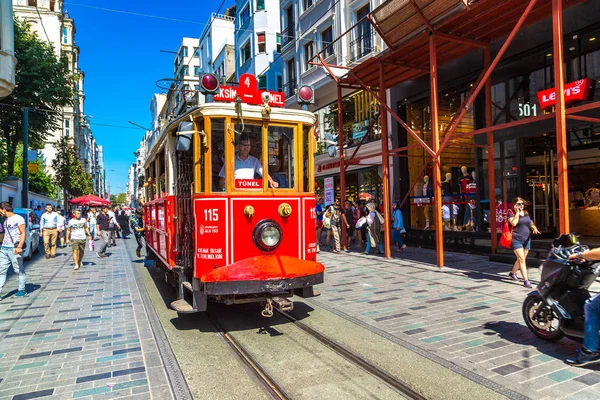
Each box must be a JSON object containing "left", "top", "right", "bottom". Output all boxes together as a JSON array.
[
  {"left": 337, "top": 85, "right": 347, "bottom": 250},
  {"left": 429, "top": 36, "right": 444, "bottom": 267},
  {"left": 379, "top": 64, "right": 391, "bottom": 258},
  {"left": 550, "top": 149, "right": 556, "bottom": 228},
  {"left": 22, "top": 107, "right": 29, "bottom": 208},
  {"left": 552, "top": 0, "right": 569, "bottom": 234},
  {"left": 484, "top": 48, "right": 497, "bottom": 253}
]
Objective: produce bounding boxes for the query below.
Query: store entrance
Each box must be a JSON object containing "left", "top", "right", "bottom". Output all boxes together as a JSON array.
[{"left": 523, "top": 134, "right": 558, "bottom": 233}]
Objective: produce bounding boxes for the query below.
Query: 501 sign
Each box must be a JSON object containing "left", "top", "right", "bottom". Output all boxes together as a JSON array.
[{"left": 518, "top": 103, "right": 538, "bottom": 118}]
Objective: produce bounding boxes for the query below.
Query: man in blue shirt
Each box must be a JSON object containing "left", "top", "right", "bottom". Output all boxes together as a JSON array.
[
  {"left": 40, "top": 204, "right": 59, "bottom": 258},
  {"left": 316, "top": 197, "right": 324, "bottom": 245}
]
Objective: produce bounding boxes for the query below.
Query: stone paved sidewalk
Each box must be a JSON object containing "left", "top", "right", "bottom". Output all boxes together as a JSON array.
[
  {"left": 312, "top": 247, "right": 600, "bottom": 400},
  {"left": 0, "top": 240, "right": 175, "bottom": 400}
]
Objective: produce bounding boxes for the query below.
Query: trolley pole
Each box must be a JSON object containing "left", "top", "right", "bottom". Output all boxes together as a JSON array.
[{"left": 22, "top": 107, "right": 29, "bottom": 208}]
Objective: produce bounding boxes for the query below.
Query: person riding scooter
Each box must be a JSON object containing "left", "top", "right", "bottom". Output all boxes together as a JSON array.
[{"left": 566, "top": 246, "right": 600, "bottom": 367}]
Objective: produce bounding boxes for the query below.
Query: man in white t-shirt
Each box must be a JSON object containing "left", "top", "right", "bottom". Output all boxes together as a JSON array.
[
  {"left": 218, "top": 136, "right": 278, "bottom": 189},
  {"left": 0, "top": 202, "right": 27, "bottom": 299},
  {"left": 66, "top": 209, "right": 91, "bottom": 270}
]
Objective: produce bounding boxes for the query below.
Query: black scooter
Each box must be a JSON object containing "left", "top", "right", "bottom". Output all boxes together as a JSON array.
[{"left": 522, "top": 234, "right": 600, "bottom": 342}]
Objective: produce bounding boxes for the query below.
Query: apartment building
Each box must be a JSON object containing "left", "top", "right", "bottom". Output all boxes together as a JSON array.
[
  {"left": 236, "top": 0, "right": 282, "bottom": 91},
  {"left": 172, "top": 37, "right": 201, "bottom": 117},
  {"left": 198, "top": 11, "right": 236, "bottom": 81},
  {"left": 12, "top": 0, "right": 103, "bottom": 194}
]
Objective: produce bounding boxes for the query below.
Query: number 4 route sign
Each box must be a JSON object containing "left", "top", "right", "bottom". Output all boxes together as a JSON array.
[{"left": 214, "top": 74, "right": 285, "bottom": 107}]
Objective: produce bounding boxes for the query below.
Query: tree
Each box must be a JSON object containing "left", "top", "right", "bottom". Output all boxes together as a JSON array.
[
  {"left": 110, "top": 193, "right": 127, "bottom": 205},
  {"left": 52, "top": 137, "right": 93, "bottom": 205},
  {"left": 0, "top": 18, "right": 74, "bottom": 176}
]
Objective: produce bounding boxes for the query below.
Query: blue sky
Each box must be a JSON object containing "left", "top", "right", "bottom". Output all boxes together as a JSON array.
[{"left": 66, "top": 0, "right": 228, "bottom": 195}]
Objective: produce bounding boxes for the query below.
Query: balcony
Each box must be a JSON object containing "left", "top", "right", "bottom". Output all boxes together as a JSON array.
[
  {"left": 281, "top": 25, "right": 295, "bottom": 48},
  {"left": 282, "top": 78, "right": 296, "bottom": 99},
  {"left": 349, "top": 29, "right": 375, "bottom": 63}
]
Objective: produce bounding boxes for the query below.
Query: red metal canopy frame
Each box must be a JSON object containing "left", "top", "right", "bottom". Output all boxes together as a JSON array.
[{"left": 314, "top": 0, "right": 599, "bottom": 267}]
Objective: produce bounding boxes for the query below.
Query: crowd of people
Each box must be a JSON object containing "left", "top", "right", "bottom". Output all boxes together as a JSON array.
[
  {"left": 0, "top": 203, "right": 148, "bottom": 301},
  {"left": 315, "top": 197, "right": 406, "bottom": 255}
]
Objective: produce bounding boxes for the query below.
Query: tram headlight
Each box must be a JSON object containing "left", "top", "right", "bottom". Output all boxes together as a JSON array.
[{"left": 253, "top": 220, "right": 282, "bottom": 252}]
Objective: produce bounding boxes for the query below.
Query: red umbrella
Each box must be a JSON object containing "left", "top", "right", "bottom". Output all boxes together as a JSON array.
[{"left": 68, "top": 194, "right": 111, "bottom": 206}]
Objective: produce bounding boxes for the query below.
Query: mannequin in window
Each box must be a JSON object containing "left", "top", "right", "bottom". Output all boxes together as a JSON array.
[
  {"left": 441, "top": 172, "right": 453, "bottom": 227},
  {"left": 422, "top": 175, "right": 433, "bottom": 230},
  {"left": 464, "top": 171, "right": 477, "bottom": 230}
]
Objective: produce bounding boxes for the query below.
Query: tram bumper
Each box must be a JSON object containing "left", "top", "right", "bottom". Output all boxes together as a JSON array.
[{"left": 200, "top": 255, "right": 324, "bottom": 296}]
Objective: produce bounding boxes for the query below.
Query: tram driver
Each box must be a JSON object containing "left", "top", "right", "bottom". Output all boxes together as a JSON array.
[{"left": 218, "top": 135, "right": 279, "bottom": 190}]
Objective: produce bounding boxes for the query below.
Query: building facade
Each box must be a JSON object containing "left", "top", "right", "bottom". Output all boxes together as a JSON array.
[
  {"left": 172, "top": 37, "right": 201, "bottom": 117},
  {"left": 198, "top": 11, "right": 236, "bottom": 81},
  {"left": 236, "top": 0, "right": 282, "bottom": 91},
  {"left": 12, "top": 0, "right": 103, "bottom": 195},
  {"left": 0, "top": 0, "right": 16, "bottom": 98},
  {"left": 280, "top": 0, "right": 388, "bottom": 205}
]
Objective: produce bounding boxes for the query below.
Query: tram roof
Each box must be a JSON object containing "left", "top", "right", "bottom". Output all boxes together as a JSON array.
[{"left": 340, "top": 0, "right": 586, "bottom": 88}]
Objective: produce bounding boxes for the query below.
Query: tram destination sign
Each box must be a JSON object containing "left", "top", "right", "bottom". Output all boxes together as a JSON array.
[
  {"left": 537, "top": 78, "right": 594, "bottom": 110},
  {"left": 214, "top": 74, "right": 285, "bottom": 107}
]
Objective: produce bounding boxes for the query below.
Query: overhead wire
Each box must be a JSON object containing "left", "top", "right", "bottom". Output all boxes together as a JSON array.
[{"left": 34, "top": 5, "right": 52, "bottom": 44}]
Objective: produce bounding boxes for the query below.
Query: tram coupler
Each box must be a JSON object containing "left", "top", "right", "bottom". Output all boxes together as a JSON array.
[{"left": 271, "top": 296, "right": 293, "bottom": 312}]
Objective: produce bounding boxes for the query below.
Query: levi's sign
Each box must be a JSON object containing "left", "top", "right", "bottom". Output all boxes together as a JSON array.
[
  {"left": 537, "top": 78, "right": 594, "bottom": 110},
  {"left": 214, "top": 74, "right": 285, "bottom": 107}
]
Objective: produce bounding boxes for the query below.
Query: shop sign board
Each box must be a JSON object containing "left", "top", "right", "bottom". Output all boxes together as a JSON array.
[
  {"left": 214, "top": 74, "right": 285, "bottom": 107},
  {"left": 324, "top": 177, "right": 335, "bottom": 205},
  {"left": 537, "top": 78, "right": 594, "bottom": 110}
]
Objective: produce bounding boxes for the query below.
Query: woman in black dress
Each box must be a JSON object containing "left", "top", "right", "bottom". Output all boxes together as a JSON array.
[
  {"left": 118, "top": 210, "right": 131, "bottom": 238},
  {"left": 507, "top": 197, "right": 540, "bottom": 288}
]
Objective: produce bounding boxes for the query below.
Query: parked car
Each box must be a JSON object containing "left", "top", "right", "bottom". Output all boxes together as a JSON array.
[{"left": 13, "top": 208, "right": 41, "bottom": 261}]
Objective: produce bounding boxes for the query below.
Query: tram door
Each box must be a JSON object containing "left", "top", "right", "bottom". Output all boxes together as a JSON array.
[{"left": 175, "top": 128, "right": 196, "bottom": 278}]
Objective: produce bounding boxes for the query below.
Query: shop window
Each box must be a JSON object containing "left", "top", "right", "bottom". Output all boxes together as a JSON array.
[
  {"left": 268, "top": 126, "right": 295, "bottom": 189},
  {"left": 257, "top": 32, "right": 266, "bottom": 53}
]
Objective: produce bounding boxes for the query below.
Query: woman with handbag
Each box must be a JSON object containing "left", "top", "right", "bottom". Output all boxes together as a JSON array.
[
  {"left": 365, "top": 202, "right": 384, "bottom": 255},
  {"left": 507, "top": 197, "right": 540, "bottom": 288}
]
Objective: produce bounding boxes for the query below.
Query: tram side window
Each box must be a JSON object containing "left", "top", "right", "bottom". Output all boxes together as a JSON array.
[
  {"left": 211, "top": 119, "right": 226, "bottom": 192},
  {"left": 268, "top": 126, "right": 295, "bottom": 189}
]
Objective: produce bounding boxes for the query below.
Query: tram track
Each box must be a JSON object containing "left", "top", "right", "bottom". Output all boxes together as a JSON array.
[
  {"left": 274, "top": 309, "right": 426, "bottom": 400},
  {"left": 207, "top": 313, "right": 292, "bottom": 400},
  {"left": 208, "top": 306, "right": 426, "bottom": 400}
]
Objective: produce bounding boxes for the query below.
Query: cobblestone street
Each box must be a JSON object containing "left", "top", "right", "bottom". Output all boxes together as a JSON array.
[
  {"left": 0, "top": 242, "right": 177, "bottom": 400},
  {"left": 312, "top": 248, "right": 600, "bottom": 400}
]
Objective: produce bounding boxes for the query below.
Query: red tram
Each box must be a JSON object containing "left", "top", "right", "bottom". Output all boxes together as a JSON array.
[{"left": 142, "top": 74, "right": 324, "bottom": 315}]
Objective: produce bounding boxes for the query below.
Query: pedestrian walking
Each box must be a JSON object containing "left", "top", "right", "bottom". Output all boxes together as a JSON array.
[
  {"left": 507, "top": 197, "right": 540, "bottom": 288},
  {"left": 130, "top": 209, "right": 146, "bottom": 258},
  {"left": 0, "top": 202, "right": 27, "bottom": 299},
  {"left": 88, "top": 207, "right": 97, "bottom": 240},
  {"left": 365, "top": 202, "right": 384, "bottom": 255},
  {"left": 66, "top": 209, "right": 91, "bottom": 270},
  {"left": 353, "top": 200, "right": 364, "bottom": 247},
  {"left": 107, "top": 207, "right": 120, "bottom": 245},
  {"left": 330, "top": 206, "right": 342, "bottom": 253},
  {"left": 33, "top": 205, "right": 43, "bottom": 223},
  {"left": 57, "top": 209, "right": 66, "bottom": 248},
  {"left": 341, "top": 200, "right": 355, "bottom": 252},
  {"left": 315, "top": 197, "right": 324, "bottom": 245},
  {"left": 392, "top": 201, "right": 407, "bottom": 253},
  {"left": 118, "top": 210, "right": 131, "bottom": 238},
  {"left": 40, "top": 204, "right": 59, "bottom": 258},
  {"left": 322, "top": 206, "right": 333, "bottom": 248},
  {"left": 96, "top": 205, "right": 111, "bottom": 258}
]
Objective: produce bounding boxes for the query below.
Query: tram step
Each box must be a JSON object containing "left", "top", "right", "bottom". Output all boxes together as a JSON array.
[
  {"left": 272, "top": 296, "right": 293, "bottom": 312},
  {"left": 171, "top": 299, "right": 196, "bottom": 313},
  {"left": 182, "top": 281, "right": 193, "bottom": 292}
]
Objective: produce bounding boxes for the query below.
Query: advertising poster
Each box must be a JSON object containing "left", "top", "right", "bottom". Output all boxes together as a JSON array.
[{"left": 324, "top": 177, "right": 334, "bottom": 206}]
